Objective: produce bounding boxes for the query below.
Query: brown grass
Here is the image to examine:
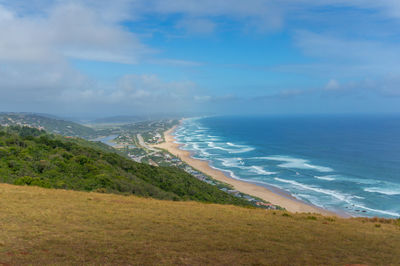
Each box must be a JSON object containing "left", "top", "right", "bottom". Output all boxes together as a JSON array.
[{"left": 1, "top": 184, "right": 399, "bottom": 265}]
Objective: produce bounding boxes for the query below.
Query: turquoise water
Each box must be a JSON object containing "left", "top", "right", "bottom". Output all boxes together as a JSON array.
[
  {"left": 93, "top": 135, "right": 119, "bottom": 147},
  {"left": 174, "top": 115, "right": 400, "bottom": 218}
]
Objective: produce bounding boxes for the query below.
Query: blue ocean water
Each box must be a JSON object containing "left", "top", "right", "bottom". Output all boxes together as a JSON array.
[{"left": 174, "top": 115, "right": 400, "bottom": 218}]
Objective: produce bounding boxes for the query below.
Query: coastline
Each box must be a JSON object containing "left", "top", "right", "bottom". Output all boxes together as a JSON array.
[{"left": 155, "top": 123, "right": 342, "bottom": 217}]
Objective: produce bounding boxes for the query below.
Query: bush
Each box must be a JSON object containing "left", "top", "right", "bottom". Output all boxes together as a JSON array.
[{"left": 14, "top": 176, "right": 51, "bottom": 188}]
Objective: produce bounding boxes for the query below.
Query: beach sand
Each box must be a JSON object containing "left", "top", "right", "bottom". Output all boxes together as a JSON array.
[{"left": 155, "top": 125, "right": 340, "bottom": 216}]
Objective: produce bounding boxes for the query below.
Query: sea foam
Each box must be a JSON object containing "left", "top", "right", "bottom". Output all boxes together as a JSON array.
[
  {"left": 364, "top": 187, "right": 400, "bottom": 195},
  {"left": 256, "top": 156, "right": 333, "bottom": 172},
  {"left": 218, "top": 158, "right": 275, "bottom": 175},
  {"left": 250, "top": 166, "right": 276, "bottom": 175},
  {"left": 274, "top": 178, "right": 350, "bottom": 202},
  {"left": 314, "top": 175, "right": 336, "bottom": 181},
  {"left": 219, "top": 158, "right": 245, "bottom": 168},
  {"left": 207, "top": 141, "right": 254, "bottom": 154},
  {"left": 274, "top": 178, "right": 399, "bottom": 217}
]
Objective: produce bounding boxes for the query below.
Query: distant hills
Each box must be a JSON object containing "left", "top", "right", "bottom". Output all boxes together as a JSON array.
[
  {"left": 0, "top": 113, "right": 96, "bottom": 138},
  {"left": 0, "top": 113, "right": 179, "bottom": 137},
  {"left": 89, "top": 115, "right": 145, "bottom": 124},
  {"left": 89, "top": 114, "right": 184, "bottom": 124}
]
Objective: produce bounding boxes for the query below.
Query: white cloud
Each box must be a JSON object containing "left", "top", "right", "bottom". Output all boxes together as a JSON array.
[
  {"left": 295, "top": 31, "right": 399, "bottom": 61},
  {"left": 289, "top": 31, "right": 400, "bottom": 79},
  {"left": 322, "top": 0, "right": 400, "bottom": 19},
  {"left": 150, "top": 0, "right": 284, "bottom": 32},
  {"left": 0, "top": 5, "right": 13, "bottom": 20},
  {"left": 61, "top": 74, "right": 195, "bottom": 103},
  {"left": 0, "top": 3, "right": 152, "bottom": 64},
  {"left": 322, "top": 77, "right": 400, "bottom": 97},
  {"left": 0, "top": 0, "right": 399, "bottom": 114},
  {"left": 0, "top": 2, "right": 156, "bottom": 111}
]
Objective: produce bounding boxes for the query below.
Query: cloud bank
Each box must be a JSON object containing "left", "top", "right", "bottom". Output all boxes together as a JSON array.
[{"left": 0, "top": 0, "right": 399, "bottom": 115}]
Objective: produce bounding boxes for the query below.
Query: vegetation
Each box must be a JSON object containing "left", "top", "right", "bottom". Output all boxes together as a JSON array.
[
  {"left": 0, "top": 125, "right": 252, "bottom": 206},
  {"left": 1, "top": 184, "right": 400, "bottom": 265},
  {"left": 0, "top": 113, "right": 96, "bottom": 138}
]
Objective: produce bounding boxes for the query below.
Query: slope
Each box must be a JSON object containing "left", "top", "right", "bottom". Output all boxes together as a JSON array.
[
  {"left": 1, "top": 184, "right": 399, "bottom": 265},
  {"left": 0, "top": 113, "right": 96, "bottom": 138}
]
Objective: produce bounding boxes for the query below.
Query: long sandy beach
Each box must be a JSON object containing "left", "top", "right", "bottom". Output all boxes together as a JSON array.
[{"left": 155, "top": 125, "right": 339, "bottom": 216}]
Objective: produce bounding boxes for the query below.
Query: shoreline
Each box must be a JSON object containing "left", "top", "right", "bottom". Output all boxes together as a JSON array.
[{"left": 155, "top": 123, "right": 343, "bottom": 217}]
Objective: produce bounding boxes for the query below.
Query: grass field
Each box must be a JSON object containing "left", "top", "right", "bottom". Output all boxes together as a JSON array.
[{"left": 1, "top": 184, "right": 400, "bottom": 265}]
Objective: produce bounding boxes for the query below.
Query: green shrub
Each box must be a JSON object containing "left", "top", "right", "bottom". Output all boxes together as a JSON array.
[{"left": 14, "top": 176, "right": 51, "bottom": 188}]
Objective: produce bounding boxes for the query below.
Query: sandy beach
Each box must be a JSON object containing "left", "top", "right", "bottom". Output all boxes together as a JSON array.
[{"left": 155, "top": 125, "right": 340, "bottom": 216}]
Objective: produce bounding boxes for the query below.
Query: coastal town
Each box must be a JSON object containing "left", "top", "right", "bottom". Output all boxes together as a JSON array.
[{"left": 94, "top": 119, "right": 281, "bottom": 210}]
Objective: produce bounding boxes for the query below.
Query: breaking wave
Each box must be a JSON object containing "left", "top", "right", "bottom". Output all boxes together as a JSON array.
[
  {"left": 275, "top": 178, "right": 399, "bottom": 217},
  {"left": 254, "top": 156, "right": 333, "bottom": 172}
]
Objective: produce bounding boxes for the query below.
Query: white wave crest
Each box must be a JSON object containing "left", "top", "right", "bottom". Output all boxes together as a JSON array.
[
  {"left": 226, "top": 142, "right": 244, "bottom": 147},
  {"left": 209, "top": 165, "right": 240, "bottom": 180},
  {"left": 364, "top": 187, "right": 400, "bottom": 196},
  {"left": 255, "top": 156, "right": 333, "bottom": 172},
  {"left": 218, "top": 158, "right": 276, "bottom": 176},
  {"left": 207, "top": 142, "right": 254, "bottom": 154},
  {"left": 219, "top": 158, "right": 245, "bottom": 168},
  {"left": 250, "top": 166, "right": 276, "bottom": 175},
  {"left": 230, "top": 147, "right": 255, "bottom": 153},
  {"left": 274, "top": 178, "right": 349, "bottom": 201},
  {"left": 275, "top": 178, "right": 400, "bottom": 217},
  {"left": 315, "top": 175, "right": 336, "bottom": 181}
]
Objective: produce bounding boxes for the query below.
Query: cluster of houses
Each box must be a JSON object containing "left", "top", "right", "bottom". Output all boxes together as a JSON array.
[
  {"left": 127, "top": 153, "right": 142, "bottom": 163},
  {"left": 255, "top": 202, "right": 279, "bottom": 209},
  {"left": 0, "top": 117, "right": 45, "bottom": 131},
  {"left": 145, "top": 132, "right": 163, "bottom": 144},
  {"left": 114, "top": 135, "right": 136, "bottom": 149},
  {"left": 219, "top": 187, "right": 278, "bottom": 209}
]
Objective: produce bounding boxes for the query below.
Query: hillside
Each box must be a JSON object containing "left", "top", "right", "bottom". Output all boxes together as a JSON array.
[
  {"left": 0, "top": 113, "right": 96, "bottom": 138},
  {"left": 1, "top": 184, "right": 400, "bottom": 265},
  {"left": 0, "top": 125, "right": 252, "bottom": 206}
]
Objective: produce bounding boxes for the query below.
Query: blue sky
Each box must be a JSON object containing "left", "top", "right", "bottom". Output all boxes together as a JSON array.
[{"left": 0, "top": 0, "right": 399, "bottom": 117}]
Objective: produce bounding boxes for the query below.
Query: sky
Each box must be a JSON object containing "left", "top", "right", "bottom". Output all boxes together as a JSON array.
[{"left": 0, "top": 0, "right": 400, "bottom": 117}]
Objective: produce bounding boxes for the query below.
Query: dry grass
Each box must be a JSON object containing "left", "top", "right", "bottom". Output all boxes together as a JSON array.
[{"left": 1, "top": 184, "right": 400, "bottom": 265}]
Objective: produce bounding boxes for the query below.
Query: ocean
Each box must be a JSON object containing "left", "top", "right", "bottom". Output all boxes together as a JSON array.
[{"left": 174, "top": 115, "right": 400, "bottom": 218}]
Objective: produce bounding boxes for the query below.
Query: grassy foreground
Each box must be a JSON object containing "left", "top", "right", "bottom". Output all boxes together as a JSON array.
[{"left": 1, "top": 184, "right": 400, "bottom": 265}]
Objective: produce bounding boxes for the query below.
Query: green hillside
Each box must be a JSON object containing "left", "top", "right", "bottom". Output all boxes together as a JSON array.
[
  {"left": 0, "top": 113, "right": 96, "bottom": 138},
  {"left": 0, "top": 125, "right": 252, "bottom": 206}
]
